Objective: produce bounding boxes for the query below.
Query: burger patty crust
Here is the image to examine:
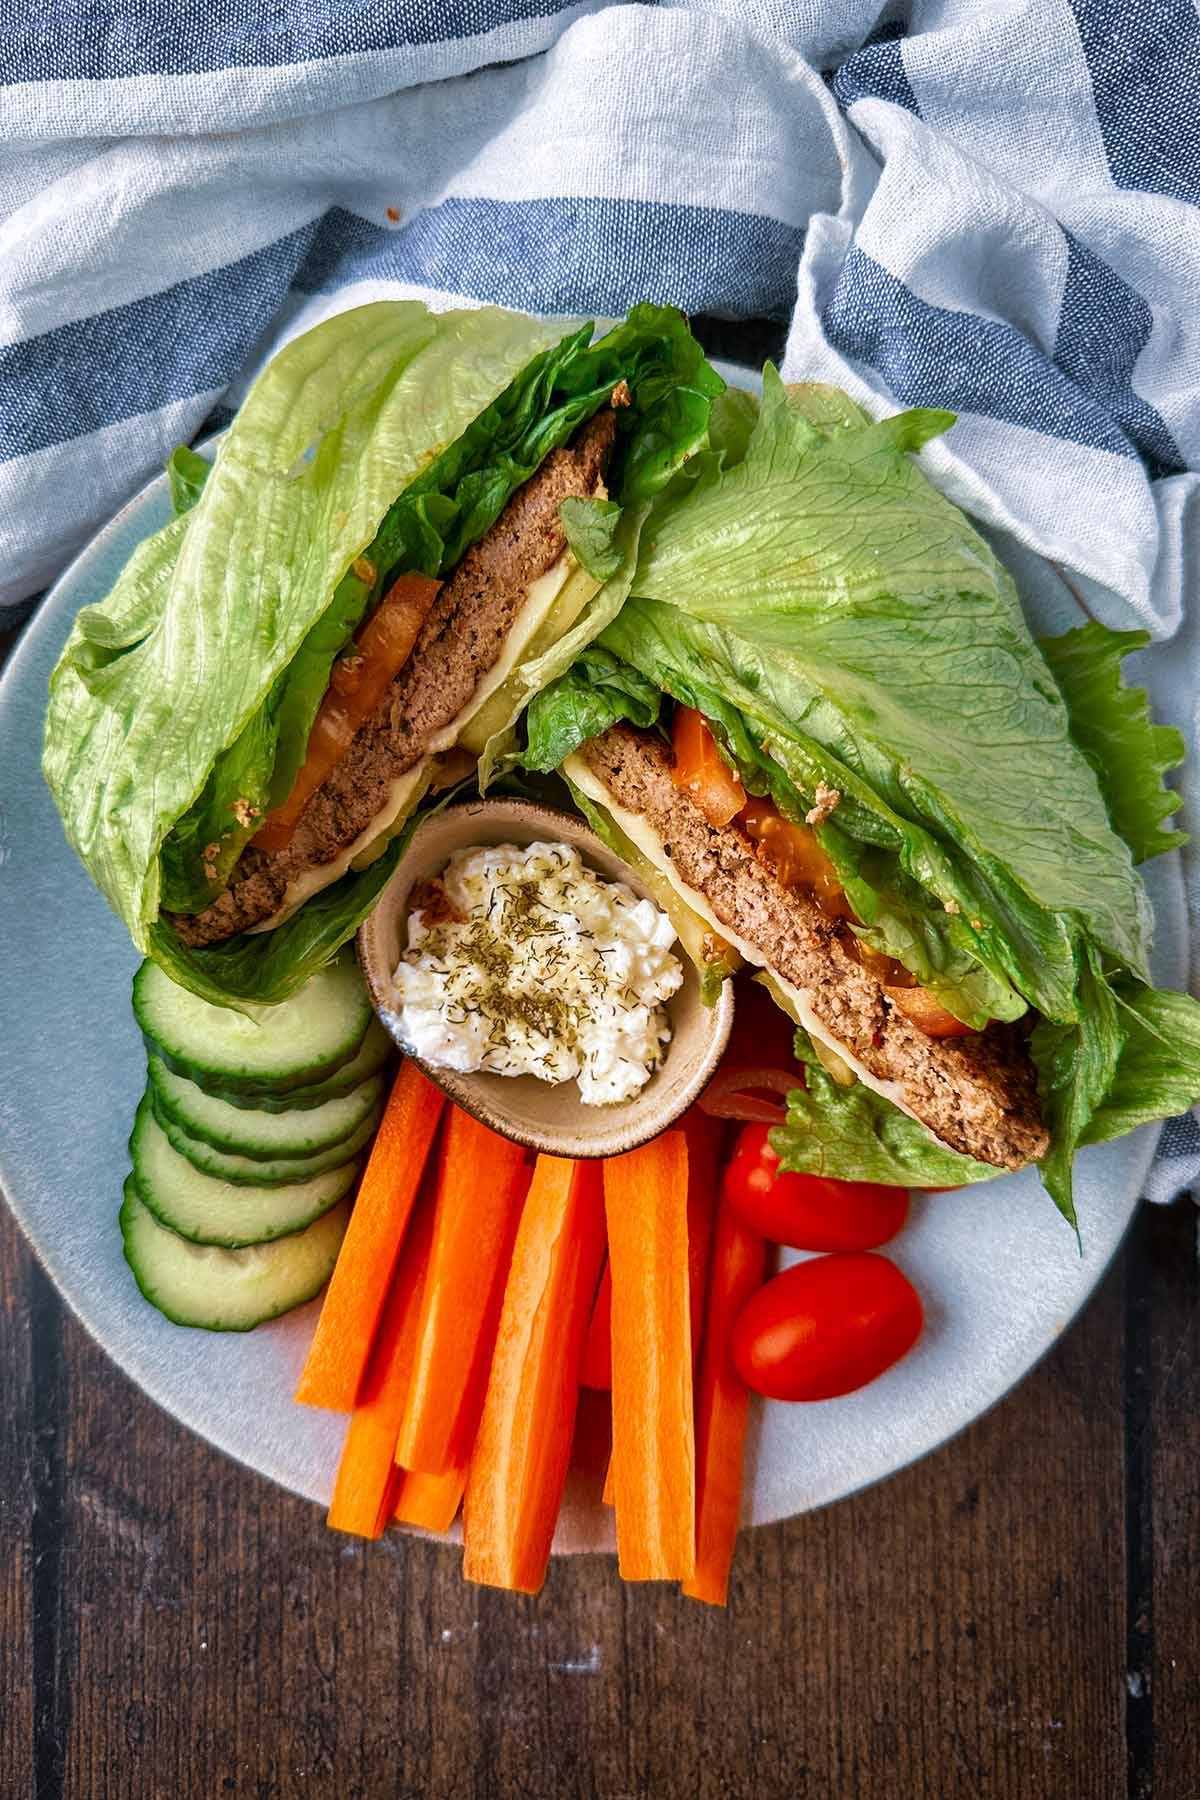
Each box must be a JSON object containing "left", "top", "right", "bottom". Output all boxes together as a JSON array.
[
  {"left": 579, "top": 723, "right": 1049, "bottom": 1172},
  {"left": 172, "top": 409, "right": 617, "bottom": 948}
]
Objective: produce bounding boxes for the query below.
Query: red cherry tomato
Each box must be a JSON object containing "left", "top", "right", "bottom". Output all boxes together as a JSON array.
[
  {"left": 732, "top": 1252, "right": 923, "bottom": 1401},
  {"left": 722, "top": 1123, "right": 909, "bottom": 1251}
]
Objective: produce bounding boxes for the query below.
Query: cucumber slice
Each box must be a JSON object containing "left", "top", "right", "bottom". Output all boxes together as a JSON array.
[
  {"left": 197, "top": 1017, "right": 392, "bottom": 1110},
  {"left": 133, "top": 951, "right": 372, "bottom": 1093},
  {"left": 139, "top": 1091, "right": 379, "bottom": 1189},
  {"left": 131, "top": 1098, "right": 360, "bottom": 1244},
  {"left": 120, "top": 1178, "right": 349, "bottom": 1329},
  {"left": 147, "top": 1054, "right": 386, "bottom": 1159}
]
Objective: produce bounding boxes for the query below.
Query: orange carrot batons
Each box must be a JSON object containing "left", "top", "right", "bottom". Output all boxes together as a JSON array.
[
  {"left": 463, "top": 1156, "right": 607, "bottom": 1593},
  {"left": 683, "top": 1193, "right": 766, "bottom": 1606},
  {"left": 297, "top": 1061, "right": 444, "bottom": 1412},
  {"left": 393, "top": 1466, "right": 466, "bottom": 1535},
  {"left": 603, "top": 1130, "right": 695, "bottom": 1582},
  {"left": 325, "top": 1184, "right": 438, "bottom": 1538},
  {"left": 395, "top": 1108, "right": 529, "bottom": 1475}
]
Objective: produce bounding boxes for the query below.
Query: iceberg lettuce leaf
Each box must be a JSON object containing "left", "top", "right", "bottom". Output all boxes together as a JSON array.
[
  {"left": 46, "top": 301, "right": 550, "bottom": 946},
  {"left": 1039, "top": 623, "right": 1187, "bottom": 864},
  {"left": 1028, "top": 947, "right": 1122, "bottom": 1232},
  {"left": 1081, "top": 985, "right": 1200, "bottom": 1145},
  {"left": 629, "top": 366, "right": 1152, "bottom": 985}
]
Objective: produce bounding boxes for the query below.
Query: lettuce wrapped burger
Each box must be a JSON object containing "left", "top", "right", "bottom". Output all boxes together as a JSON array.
[
  {"left": 44, "top": 302, "right": 720, "bottom": 1006},
  {"left": 523, "top": 374, "right": 1200, "bottom": 1226}
]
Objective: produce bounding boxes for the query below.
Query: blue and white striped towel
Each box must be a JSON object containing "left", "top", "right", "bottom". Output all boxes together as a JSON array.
[{"left": 3, "top": 1, "right": 1196, "bottom": 1197}]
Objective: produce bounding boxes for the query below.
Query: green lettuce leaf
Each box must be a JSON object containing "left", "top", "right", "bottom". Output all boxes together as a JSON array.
[
  {"left": 1028, "top": 947, "right": 1122, "bottom": 1231},
  {"left": 46, "top": 301, "right": 554, "bottom": 949},
  {"left": 629, "top": 365, "right": 1152, "bottom": 988},
  {"left": 559, "top": 497, "right": 623, "bottom": 580},
  {"left": 771, "top": 1030, "right": 1002, "bottom": 1188},
  {"left": 706, "top": 387, "right": 759, "bottom": 469},
  {"left": 524, "top": 644, "right": 663, "bottom": 773},
  {"left": 145, "top": 802, "right": 425, "bottom": 1006},
  {"left": 166, "top": 444, "right": 211, "bottom": 517},
  {"left": 531, "top": 369, "right": 1200, "bottom": 1220},
  {"left": 597, "top": 601, "right": 1079, "bottom": 1023},
  {"left": 158, "top": 678, "right": 283, "bottom": 912},
  {"left": 1039, "top": 623, "right": 1187, "bottom": 863},
  {"left": 167, "top": 303, "right": 718, "bottom": 908},
  {"left": 1082, "top": 986, "right": 1200, "bottom": 1145},
  {"left": 46, "top": 300, "right": 718, "bottom": 1004}
]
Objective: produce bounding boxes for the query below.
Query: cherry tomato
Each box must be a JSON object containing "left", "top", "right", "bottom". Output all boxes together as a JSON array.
[
  {"left": 732, "top": 1252, "right": 923, "bottom": 1401},
  {"left": 722, "top": 1123, "right": 909, "bottom": 1251}
]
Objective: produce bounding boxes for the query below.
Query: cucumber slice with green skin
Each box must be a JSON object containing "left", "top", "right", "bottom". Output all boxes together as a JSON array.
[
  {"left": 147, "top": 1054, "right": 386, "bottom": 1159},
  {"left": 133, "top": 951, "right": 372, "bottom": 1094},
  {"left": 121, "top": 1178, "right": 349, "bottom": 1329},
  {"left": 196, "top": 1017, "right": 392, "bottom": 1111},
  {"left": 131, "top": 1098, "right": 361, "bottom": 1244},
  {"left": 140, "top": 1090, "right": 380, "bottom": 1188}
]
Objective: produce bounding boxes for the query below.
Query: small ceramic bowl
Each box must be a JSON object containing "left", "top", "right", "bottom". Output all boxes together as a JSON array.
[{"left": 357, "top": 798, "right": 734, "bottom": 1158}]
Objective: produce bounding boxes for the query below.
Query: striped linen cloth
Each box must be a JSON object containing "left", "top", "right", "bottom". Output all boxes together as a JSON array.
[{"left": 2, "top": 1, "right": 1196, "bottom": 1196}]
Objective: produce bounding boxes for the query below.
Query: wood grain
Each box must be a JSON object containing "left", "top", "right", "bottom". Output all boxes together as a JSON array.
[
  {"left": 11, "top": 1187, "right": 1199, "bottom": 1799},
  {"left": 0, "top": 1206, "right": 35, "bottom": 1797},
  {"left": 1143, "top": 1202, "right": 1200, "bottom": 1794}
]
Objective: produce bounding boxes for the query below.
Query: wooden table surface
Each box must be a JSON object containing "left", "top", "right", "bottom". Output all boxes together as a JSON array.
[
  {"left": 2, "top": 376, "right": 1198, "bottom": 1800},
  {"left": 4, "top": 1192, "right": 1197, "bottom": 1800}
]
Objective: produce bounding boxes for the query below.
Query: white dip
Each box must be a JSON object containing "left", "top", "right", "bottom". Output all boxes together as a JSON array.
[{"left": 392, "top": 841, "right": 683, "bottom": 1105}]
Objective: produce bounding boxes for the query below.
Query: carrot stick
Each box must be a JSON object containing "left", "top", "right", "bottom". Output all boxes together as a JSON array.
[
  {"left": 596, "top": 1118, "right": 718, "bottom": 1468},
  {"left": 393, "top": 1465, "right": 465, "bottom": 1535},
  {"left": 682, "top": 1110, "right": 724, "bottom": 1375},
  {"left": 601, "top": 1455, "right": 615, "bottom": 1507},
  {"left": 325, "top": 1183, "right": 437, "bottom": 1538},
  {"left": 395, "top": 1108, "right": 529, "bottom": 1475},
  {"left": 463, "top": 1157, "right": 607, "bottom": 1593},
  {"left": 296, "top": 1062, "right": 444, "bottom": 1411},
  {"left": 682, "top": 1192, "right": 766, "bottom": 1606},
  {"left": 603, "top": 1130, "right": 696, "bottom": 1582},
  {"left": 579, "top": 1260, "right": 613, "bottom": 1390}
]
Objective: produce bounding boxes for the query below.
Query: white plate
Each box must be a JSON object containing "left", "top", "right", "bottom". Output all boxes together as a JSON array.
[{"left": 0, "top": 379, "right": 1183, "bottom": 1547}]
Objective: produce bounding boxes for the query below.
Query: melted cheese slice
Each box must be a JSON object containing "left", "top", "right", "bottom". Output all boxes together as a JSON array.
[
  {"left": 564, "top": 752, "right": 925, "bottom": 1128},
  {"left": 248, "top": 553, "right": 575, "bottom": 934}
]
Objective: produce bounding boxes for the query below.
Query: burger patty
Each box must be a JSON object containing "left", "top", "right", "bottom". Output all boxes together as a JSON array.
[
  {"left": 172, "top": 409, "right": 618, "bottom": 948},
  {"left": 580, "top": 724, "right": 1049, "bottom": 1172}
]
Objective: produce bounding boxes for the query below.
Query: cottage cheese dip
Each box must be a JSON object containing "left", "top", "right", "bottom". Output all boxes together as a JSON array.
[{"left": 392, "top": 841, "right": 683, "bottom": 1105}]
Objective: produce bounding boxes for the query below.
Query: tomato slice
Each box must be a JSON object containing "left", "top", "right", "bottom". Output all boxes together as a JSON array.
[
  {"left": 699, "top": 1067, "right": 798, "bottom": 1127},
  {"left": 737, "top": 796, "right": 851, "bottom": 919},
  {"left": 722, "top": 1123, "right": 909, "bottom": 1250},
  {"left": 670, "top": 706, "right": 746, "bottom": 828},
  {"left": 732, "top": 1252, "right": 923, "bottom": 1401},
  {"left": 884, "top": 984, "right": 975, "bottom": 1039},
  {"left": 253, "top": 572, "right": 441, "bottom": 854}
]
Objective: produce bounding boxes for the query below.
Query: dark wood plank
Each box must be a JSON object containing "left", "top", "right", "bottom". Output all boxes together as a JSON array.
[
  {"left": 1142, "top": 1200, "right": 1200, "bottom": 1795},
  {"left": 0, "top": 1205, "right": 35, "bottom": 1797},
  {"left": 29, "top": 1203, "right": 1130, "bottom": 1800}
]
